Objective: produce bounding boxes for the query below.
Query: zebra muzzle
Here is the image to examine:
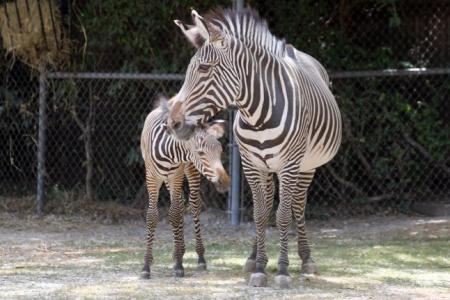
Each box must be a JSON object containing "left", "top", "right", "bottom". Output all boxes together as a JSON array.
[{"left": 214, "top": 167, "right": 230, "bottom": 193}]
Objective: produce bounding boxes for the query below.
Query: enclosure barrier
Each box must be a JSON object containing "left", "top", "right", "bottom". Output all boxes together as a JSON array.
[
  {"left": 35, "top": 71, "right": 241, "bottom": 222},
  {"left": 33, "top": 68, "right": 450, "bottom": 222}
]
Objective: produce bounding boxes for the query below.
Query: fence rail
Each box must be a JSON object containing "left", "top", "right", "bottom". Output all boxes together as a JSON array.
[
  {"left": 47, "top": 67, "right": 450, "bottom": 80},
  {"left": 47, "top": 72, "right": 186, "bottom": 81}
]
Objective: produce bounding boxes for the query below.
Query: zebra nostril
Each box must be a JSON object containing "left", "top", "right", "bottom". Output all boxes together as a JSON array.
[{"left": 173, "top": 121, "right": 181, "bottom": 130}]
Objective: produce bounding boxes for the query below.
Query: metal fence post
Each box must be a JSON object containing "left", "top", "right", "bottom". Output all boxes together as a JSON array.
[
  {"left": 234, "top": 0, "right": 244, "bottom": 10},
  {"left": 229, "top": 0, "right": 244, "bottom": 225},
  {"left": 227, "top": 110, "right": 233, "bottom": 217},
  {"left": 230, "top": 109, "right": 241, "bottom": 225},
  {"left": 37, "top": 70, "right": 47, "bottom": 217}
]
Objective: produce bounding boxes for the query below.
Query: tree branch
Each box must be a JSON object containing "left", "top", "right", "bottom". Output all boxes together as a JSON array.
[
  {"left": 403, "top": 133, "right": 450, "bottom": 177},
  {"left": 365, "top": 193, "right": 395, "bottom": 203},
  {"left": 342, "top": 112, "right": 373, "bottom": 176},
  {"left": 70, "top": 106, "right": 86, "bottom": 133},
  {"left": 326, "top": 164, "right": 365, "bottom": 195}
]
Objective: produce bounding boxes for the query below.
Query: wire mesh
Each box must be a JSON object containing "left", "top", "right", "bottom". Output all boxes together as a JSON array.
[
  {"left": 253, "top": 0, "right": 450, "bottom": 70},
  {"left": 240, "top": 72, "right": 450, "bottom": 220},
  {"left": 1, "top": 0, "right": 449, "bottom": 219},
  {"left": 0, "top": 62, "right": 38, "bottom": 195},
  {"left": 39, "top": 75, "right": 231, "bottom": 210}
]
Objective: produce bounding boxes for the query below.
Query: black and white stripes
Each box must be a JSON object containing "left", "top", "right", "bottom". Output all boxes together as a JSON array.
[
  {"left": 140, "top": 98, "right": 229, "bottom": 279},
  {"left": 169, "top": 7, "right": 342, "bottom": 288}
]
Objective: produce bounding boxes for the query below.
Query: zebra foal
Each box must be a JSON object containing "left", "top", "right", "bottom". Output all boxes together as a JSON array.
[{"left": 140, "top": 96, "right": 230, "bottom": 279}]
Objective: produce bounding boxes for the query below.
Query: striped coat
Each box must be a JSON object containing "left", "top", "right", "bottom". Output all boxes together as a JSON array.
[
  {"left": 167, "top": 8, "right": 342, "bottom": 288},
  {"left": 140, "top": 98, "right": 229, "bottom": 279}
]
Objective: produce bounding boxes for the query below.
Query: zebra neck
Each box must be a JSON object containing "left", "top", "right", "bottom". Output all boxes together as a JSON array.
[
  {"left": 182, "top": 140, "right": 197, "bottom": 163},
  {"left": 168, "top": 135, "right": 190, "bottom": 163},
  {"left": 236, "top": 53, "right": 294, "bottom": 130}
]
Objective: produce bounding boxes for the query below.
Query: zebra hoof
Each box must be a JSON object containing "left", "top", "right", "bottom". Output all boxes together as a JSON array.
[
  {"left": 140, "top": 270, "right": 151, "bottom": 279},
  {"left": 243, "top": 258, "right": 256, "bottom": 273},
  {"left": 197, "top": 262, "right": 207, "bottom": 271},
  {"left": 174, "top": 268, "right": 185, "bottom": 277},
  {"left": 274, "top": 274, "right": 292, "bottom": 289},
  {"left": 248, "top": 272, "right": 267, "bottom": 287},
  {"left": 301, "top": 260, "right": 318, "bottom": 275}
]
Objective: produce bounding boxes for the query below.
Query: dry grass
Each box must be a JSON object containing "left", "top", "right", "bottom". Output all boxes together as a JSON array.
[
  {"left": 0, "top": 0, "right": 69, "bottom": 69},
  {"left": 0, "top": 209, "right": 449, "bottom": 299},
  {"left": 0, "top": 193, "right": 144, "bottom": 224}
]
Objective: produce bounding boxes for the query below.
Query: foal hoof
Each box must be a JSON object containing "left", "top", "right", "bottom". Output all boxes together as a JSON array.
[
  {"left": 301, "top": 260, "right": 318, "bottom": 275},
  {"left": 197, "top": 262, "right": 207, "bottom": 271},
  {"left": 140, "top": 270, "right": 150, "bottom": 279},
  {"left": 243, "top": 258, "right": 256, "bottom": 273},
  {"left": 174, "top": 268, "right": 185, "bottom": 277},
  {"left": 274, "top": 274, "right": 292, "bottom": 289},
  {"left": 248, "top": 272, "right": 268, "bottom": 287}
]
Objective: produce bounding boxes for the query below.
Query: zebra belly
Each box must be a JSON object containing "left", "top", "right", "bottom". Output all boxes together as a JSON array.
[{"left": 300, "top": 143, "right": 338, "bottom": 171}]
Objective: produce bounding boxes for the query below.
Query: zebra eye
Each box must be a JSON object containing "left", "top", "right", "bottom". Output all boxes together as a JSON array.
[
  {"left": 197, "top": 150, "right": 206, "bottom": 156},
  {"left": 198, "top": 64, "right": 211, "bottom": 73}
]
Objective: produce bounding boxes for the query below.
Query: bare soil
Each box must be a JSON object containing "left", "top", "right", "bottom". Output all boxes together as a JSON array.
[{"left": 1, "top": 210, "right": 449, "bottom": 299}]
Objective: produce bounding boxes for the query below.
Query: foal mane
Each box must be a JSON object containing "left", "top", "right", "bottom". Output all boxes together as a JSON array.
[{"left": 152, "top": 94, "right": 170, "bottom": 120}]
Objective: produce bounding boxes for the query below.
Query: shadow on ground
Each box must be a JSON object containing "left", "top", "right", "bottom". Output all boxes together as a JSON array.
[{"left": 1, "top": 211, "right": 449, "bottom": 299}]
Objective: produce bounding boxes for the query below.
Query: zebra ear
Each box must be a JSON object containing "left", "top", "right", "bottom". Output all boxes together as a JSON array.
[
  {"left": 174, "top": 19, "right": 206, "bottom": 48},
  {"left": 206, "top": 120, "right": 227, "bottom": 139},
  {"left": 192, "top": 10, "right": 210, "bottom": 41}
]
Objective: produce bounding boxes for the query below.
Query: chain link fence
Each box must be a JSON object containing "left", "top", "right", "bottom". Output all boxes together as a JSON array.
[
  {"left": 255, "top": 0, "right": 450, "bottom": 70},
  {"left": 1, "top": 62, "right": 38, "bottom": 195},
  {"left": 240, "top": 71, "right": 450, "bottom": 220},
  {"left": 2, "top": 69, "right": 448, "bottom": 219},
  {"left": 44, "top": 73, "right": 234, "bottom": 211},
  {"left": 1, "top": 0, "right": 449, "bottom": 220}
]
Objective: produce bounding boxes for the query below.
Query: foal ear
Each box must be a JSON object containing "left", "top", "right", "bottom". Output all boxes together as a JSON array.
[
  {"left": 206, "top": 120, "right": 227, "bottom": 139},
  {"left": 152, "top": 94, "right": 169, "bottom": 112},
  {"left": 174, "top": 19, "right": 206, "bottom": 48}
]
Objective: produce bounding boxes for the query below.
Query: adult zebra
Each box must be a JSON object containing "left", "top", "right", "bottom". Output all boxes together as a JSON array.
[
  {"left": 140, "top": 96, "right": 229, "bottom": 279},
  {"left": 167, "top": 8, "right": 342, "bottom": 288}
]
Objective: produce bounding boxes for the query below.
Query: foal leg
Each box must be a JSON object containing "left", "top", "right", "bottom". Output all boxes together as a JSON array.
[
  {"left": 185, "top": 163, "right": 207, "bottom": 270},
  {"left": 292, "top": 170, "right": 318, "bottom": 275},
  {"left": 167, "top": 168, "right": 186, "bottom": 277},
  {"left": 141, "top": 175, "right": 162, "bottom": 279}
]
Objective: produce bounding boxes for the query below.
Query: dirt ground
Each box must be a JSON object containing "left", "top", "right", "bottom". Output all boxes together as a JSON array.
[{"left": 1, "top": 210, "right": 449, "bottom": 299}]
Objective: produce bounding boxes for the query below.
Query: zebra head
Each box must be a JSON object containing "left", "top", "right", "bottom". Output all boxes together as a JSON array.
[
  {"left": 188, "top": 120, "right": 230, "bottom": 193},
  {"left": 168, "top": 9, "right": 241, "bottom": 140}
]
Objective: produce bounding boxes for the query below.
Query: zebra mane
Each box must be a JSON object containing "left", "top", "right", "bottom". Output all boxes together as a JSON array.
[
  {"left": 152, "top": 94, "right": 170, "bottom": 119},
  {"left": 204, "top": 7, "right": 286, "bottom": 57}
]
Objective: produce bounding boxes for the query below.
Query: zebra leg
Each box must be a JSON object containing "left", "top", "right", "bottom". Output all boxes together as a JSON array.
[
  {"left": 185, "top": 163, "right": 207, "bottom": 270},
  {"left": 243, "top": 175, "right": 274, "bottom": 273},
  {"left": 244, "top": 165, "right": 273, "bottom": 287},
  {"left": 274, "top": 168, "right": 299, "bottom": 288},
  {"left": 292, "top": 170, "right": 318, "bottom": 275},
  {"left": 243, "top": 239, "right": 257, "bottom": 272},
  {"left": 141, "top": 176, "right": 162, "bottom": 279},
  {"left": 167, "top": 169, "right": 186, "bottom": 277},
  {"left": 297, "top": 214, "right": 317, "bottom": 275}
]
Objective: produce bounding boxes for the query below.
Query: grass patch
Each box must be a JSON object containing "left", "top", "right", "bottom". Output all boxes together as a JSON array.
[
  {"left": 78, "top": 234, "right": 449, "bottom": 290},
  {"left": 1, "top": 215, "right": 449, "bottom": 299}
]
